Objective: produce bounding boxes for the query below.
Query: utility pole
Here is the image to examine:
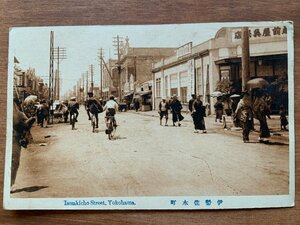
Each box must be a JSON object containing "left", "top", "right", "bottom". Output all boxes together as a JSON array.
[
  {"left": 89, "top": 64, "right": 95, "bottom": 94},
  {"left": 241, "top": 27, "right": 250, "bottom": 92},
  {"left": 113, "top": 35, "right": 123, "bottom": 100},
  {"left": 97, "top": 48, "right": 104, "bottom": 98},
  {"left": 86, "top": 71, "right": 89, "bottom": 96},
  {"left": 53, "top": 46, "right": 67, "bottom": 100},
  {"left": 49, "top": 31, "right": 54, "bottom": 124},
  {"left": 82, "top": 73, "right": 85, "bottom": 103}
]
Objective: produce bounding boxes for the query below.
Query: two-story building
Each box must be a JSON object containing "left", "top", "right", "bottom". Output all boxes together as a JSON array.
[{"left": 152, "top": 26, "right": 288, "bottom": 113}]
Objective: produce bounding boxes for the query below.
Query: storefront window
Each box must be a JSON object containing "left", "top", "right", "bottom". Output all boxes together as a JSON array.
[
  {"left": 180, "top": 87, "right": 187, "bottom": 103},
  {"left": 165, "top": 76, "right": 168, "bottom": 97},
  {"left": 171, "top": 88, "right": 178, "bottom": 96},
  {"left": 155, "top": 78, "right": 161, "bottom": 97},
  {"left": 196, "top": 67, "right": 203, "bottom": 96}
]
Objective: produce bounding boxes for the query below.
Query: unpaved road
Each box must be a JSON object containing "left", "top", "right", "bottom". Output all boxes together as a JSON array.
[{"left": 12, "top": 107, "right": 289, "bottom": 198}]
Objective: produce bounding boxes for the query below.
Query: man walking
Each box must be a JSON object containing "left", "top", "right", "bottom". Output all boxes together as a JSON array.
[{"left": 158, "top": 98, "right": 169, "bottom": 126}]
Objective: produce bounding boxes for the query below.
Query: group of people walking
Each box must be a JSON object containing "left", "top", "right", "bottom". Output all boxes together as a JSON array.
[
  {"left": 234, "top": 90, "right": 284, "bottom": 143},
  {"left": 158, "top": 90, "right": 288, "bottom": 143},
  {"left": 158, "top": 95, "right": 184, "bottom": 127},
  {"left": 158, "top": 94, "right": 207, "bottom": 133}
]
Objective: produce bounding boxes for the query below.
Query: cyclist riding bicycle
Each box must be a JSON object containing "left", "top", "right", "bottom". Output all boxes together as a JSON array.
[
  {"left": 103, "top": 95, "right": 118, "bottom": 126},
  {"left": 68, "top": 97, "right": 79, "bottom": 123},
  {"left": 85, "top": 92, "right": 103, "bottom": 128}
]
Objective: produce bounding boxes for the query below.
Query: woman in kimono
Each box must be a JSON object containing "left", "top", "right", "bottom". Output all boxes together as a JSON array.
[
  {"left": 170, "top": 95, "right": 184, "bottom": 126},
  {"left": 235, "top": 91, "right": 253, "bottom": 143},
  {"left": 192, "top": 95, "right": 207, "bottom": 133}
]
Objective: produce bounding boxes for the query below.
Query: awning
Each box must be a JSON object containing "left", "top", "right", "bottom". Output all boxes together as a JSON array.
[{"left": 135, "top": 90, "right": 152, "bottom": 96}]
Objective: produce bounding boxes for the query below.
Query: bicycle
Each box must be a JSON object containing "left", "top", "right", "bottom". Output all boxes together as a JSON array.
[
  {"left": 91, "top": 113, "right": 96, "bottom": 133},
  {"left": 105, "top": 115, "right": 117, "bottom": 140},
  {"left": 70, "top": 113, "right": 76, "bottom": 130}
]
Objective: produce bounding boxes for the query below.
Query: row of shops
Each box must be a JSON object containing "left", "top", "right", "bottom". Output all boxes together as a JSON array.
[
  {"left": 100, "top": 26, "right": 288, "bottom": 113},
  {"left": 152, "top": 26, "right": 288, "bottom": 114},
  {"left": 14, "top": 59, "right": 48, "bottom": 102}
]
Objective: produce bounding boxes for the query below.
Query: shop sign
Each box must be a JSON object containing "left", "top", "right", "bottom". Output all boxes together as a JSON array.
[
  {"left": 232, "top": 26, "right": 287, "bottom": 42},
  {"left": 177, "top": 42, "right": 192, "bottom": 58}
]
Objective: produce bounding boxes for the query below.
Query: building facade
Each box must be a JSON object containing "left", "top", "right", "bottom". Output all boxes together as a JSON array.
[
  {"left": 14, "top": 63, "right": 48, "bottom": 102},
  {"left": 116, "top": 39, "right": 176, "bottom": 106},
  {"left": 153, "top": 26, "right": 288, "bottom": 113}
]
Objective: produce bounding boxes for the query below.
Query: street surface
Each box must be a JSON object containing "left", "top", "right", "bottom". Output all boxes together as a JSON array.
[{"left": 12, "top": 106, "right": 289, "bottom": 197}]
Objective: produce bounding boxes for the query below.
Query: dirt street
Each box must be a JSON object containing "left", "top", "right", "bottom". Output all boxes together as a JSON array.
[{"left": 11, "top": 107, "right": 289, "bottom": 198}]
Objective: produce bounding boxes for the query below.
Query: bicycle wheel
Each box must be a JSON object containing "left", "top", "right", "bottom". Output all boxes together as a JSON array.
[
  {"left": 71, "top": 115, "right": 75, "bottom": 130},
  {"left": 92, "top": 115, "right": 96, "bottom": 132},
  {"left": 111, "top": 121, "right": 116, "bottom": 138}
]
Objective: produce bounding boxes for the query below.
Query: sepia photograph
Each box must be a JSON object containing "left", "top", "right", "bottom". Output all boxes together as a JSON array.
[{"left": 4, "top": 21, "right": 294, "bottom": 209}]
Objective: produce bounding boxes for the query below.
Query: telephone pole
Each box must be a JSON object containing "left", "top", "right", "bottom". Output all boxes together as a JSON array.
[
  {"left": 97, "top": 48, "right": 104, "bottom": 98},
  {"left": 86, "top": 71, "right": 89, "bottom": 96},
  {"left": 89, "top": 64, "right": 95, "bottom": 94},
  {"left": 81, "top": 73, "right": 85, "bottom": 103},
  {"left": 49, "top": 31, "right": 54, "bottom": 105},
  {"left": 241, "top": 27, "right": 250, "bottom": 92},
  {"left": 113, "top": 35, "right": 123, "bottom": 100},
  {"left": 53, "top": 46, "right": 67, "bottom": 100}
]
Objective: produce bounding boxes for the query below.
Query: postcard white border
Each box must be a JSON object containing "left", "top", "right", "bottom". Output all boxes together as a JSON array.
[{"left": 3, "top": 21, "right": 295, "bottom": 210}]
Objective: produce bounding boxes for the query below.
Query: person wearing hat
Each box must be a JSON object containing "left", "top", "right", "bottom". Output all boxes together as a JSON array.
[
  {"left": 68, "top": 97, "right": 80, "bottom": 124},
  {"left": 235, "top": 91, "right": 253, "bottom": 143},
  {"left": 170, "top": 94, "right": 184, "bottom": 126},
  {"left": 103, "top": 95, "right": 119, "bottom": 126},
  {"left": 85, "top": 92, "right": 103, "bottom": 128},
  {"left": 158, "top": 98, "right": 170, "bottom": 126},
  {"left": 214, "top": 96, "right": 224, "bottom": 123}
]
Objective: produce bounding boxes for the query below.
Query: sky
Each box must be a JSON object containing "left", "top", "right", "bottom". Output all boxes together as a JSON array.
[{"left": 9, "top": 23, "right": 225, "bottom": 96}]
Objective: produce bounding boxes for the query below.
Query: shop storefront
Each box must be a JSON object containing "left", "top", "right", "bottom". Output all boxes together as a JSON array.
[{"left": 152, "top": 26, "right": 288, "bottom": 114}]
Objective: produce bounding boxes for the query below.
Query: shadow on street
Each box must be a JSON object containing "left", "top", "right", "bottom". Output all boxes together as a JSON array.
[{"left": 11, "top": 186, "right": 49, "bottom": 194}]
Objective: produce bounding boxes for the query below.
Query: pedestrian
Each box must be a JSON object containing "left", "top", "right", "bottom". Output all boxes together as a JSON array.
[
  {"left": 192, "top": 95, "right": 207, "bottom": 133},
  {"left": 264, "top": 94, "right": 272, "bottom": 119},
  {"left": 11, "top": 99, "right": 35, "bottom": 191},
  {"left": 170, "top": 95, "right": 184, "bottom": 126},
  {"left": 253, "top": 90, "right": 271, "bottom": 143},
  {"left": 235, "top": 91, "right": 253, "bottom": 143},
  {"left": 214, "top": 96, "right": 224, "bottom": 123},
  {"left": 36, "top": 102, "right": 43, "bottom": 125},
  {"left": 134, "top": 98, "right": 140, "bottom": 112},
  {"left": 188, "top": 94, "right": 196, "bottom": 129},
  {"left": 158, "top": 98, "right": 169, "bottom": 126},
  {"left": 40, "top": 99, "right": 49, "bottom": 128},
  {"left": 279, "top": 105, "right": 288, "bottom": 130}
]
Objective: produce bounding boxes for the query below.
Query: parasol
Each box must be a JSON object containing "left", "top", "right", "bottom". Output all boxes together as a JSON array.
[
  {"left": 23, "top": 95, "right": 38, "bottom": 106},
  {"left": 230, "top": 94, "right": 241, "bottom": 99},
  {"left": 211, "top": 91, "right": 224, "bottom": 98},
  {"left": 247, "top": 78, "right": 269, "bottom": 89}
]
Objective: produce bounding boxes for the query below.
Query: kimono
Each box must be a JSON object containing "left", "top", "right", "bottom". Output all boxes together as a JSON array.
[
  {"left": 193, "top": 100, "right": 206, "bottom": 130},
  {"left": 235, "top": 96, "right": 253, "bottom": 142},
  {"left": 170, "top": 99, "right": 184, "bottom": 123},
  {"left": 253, "top": 97, "right": 270, "bottom": 139}
]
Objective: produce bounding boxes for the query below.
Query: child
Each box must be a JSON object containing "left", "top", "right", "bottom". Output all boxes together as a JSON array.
[{"left": 279, "top": 105, "right": 288, "bottom": 131}]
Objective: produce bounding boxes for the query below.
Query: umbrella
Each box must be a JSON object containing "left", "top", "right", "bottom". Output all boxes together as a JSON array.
[
  {"left": 211, "top": 91, "right": 224, "bottom": 97},
  {"left": 247, "top": 78, "right": 269, "bottom": 89},
  {"left": 23, "top": 95, "right": 38, "bottom": 106},
  {"left": 230, "top": 94, "right": 240, "bottom": 99}
]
